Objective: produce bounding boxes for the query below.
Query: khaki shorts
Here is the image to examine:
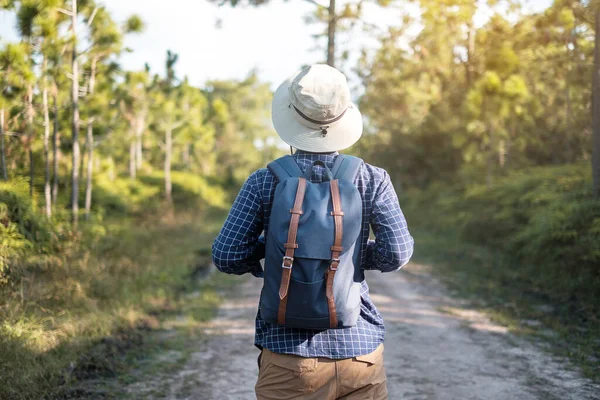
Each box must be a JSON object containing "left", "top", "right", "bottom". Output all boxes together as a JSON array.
[{"left": 255, "top": 344, "right": 388, "bottom": 400}]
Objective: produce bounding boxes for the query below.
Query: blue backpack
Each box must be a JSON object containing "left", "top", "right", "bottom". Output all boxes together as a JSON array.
[{"left": 260, "top": 154, "right": 364, "bottom": 330}]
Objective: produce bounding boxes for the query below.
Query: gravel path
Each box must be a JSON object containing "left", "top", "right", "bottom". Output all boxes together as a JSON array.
[{"left": 127, "top": 263, "right": 599, "bottom": 399}]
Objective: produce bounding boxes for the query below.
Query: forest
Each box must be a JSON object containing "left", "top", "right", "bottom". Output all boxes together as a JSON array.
[{"left": 1, "top": 0, "right": 599, "bottom": 397}]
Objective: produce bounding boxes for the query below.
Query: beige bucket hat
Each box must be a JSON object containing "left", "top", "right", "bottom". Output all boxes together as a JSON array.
[{"left": 272, "top": 64, "right": 363, "bottom": 153}]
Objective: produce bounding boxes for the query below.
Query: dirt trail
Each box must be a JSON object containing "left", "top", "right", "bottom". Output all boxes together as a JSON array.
[{"left": 126, "top": 263, "right": 599, "bottom": 399}]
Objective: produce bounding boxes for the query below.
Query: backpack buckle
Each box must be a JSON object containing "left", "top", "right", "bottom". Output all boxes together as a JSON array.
[
  {"left": 282, "top": 256, "right": 294, "bottom": 269},
  {"left": 330, "top": 258, "right": 340, "bottom": 271}
]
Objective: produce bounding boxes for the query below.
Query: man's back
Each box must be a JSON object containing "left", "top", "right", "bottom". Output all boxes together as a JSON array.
[{"left": 212, "top": 150, "right": 414, "bottom": 358}]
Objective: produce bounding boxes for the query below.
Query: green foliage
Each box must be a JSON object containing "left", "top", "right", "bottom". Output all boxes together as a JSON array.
[
  {"left": 0, "top": 210, "right": 227, "bottom": 399},
  {"left": 93, "top": 171, "right": 227, "bottom": 215},
  {"left": 93, "top": 174, "right": 162, "bottom": 215},
  {"left": 359, "top": 0, "right": 593, "bottom": 187},
  {"left": 0, "top": 203, "right": 31, "bottom": 281},
  {"left": 123, "top": 14, "right": 145, "bottom": 33},
  {"left": 0, "top": 180, "right": 54, "bottom": 278},
  {"left": 403, "top": 163, "right": 600, "bottom": 316},
  {"left": 206, "top": 73, "right": 279, "bottom": 184},
  {"left": 167, "top": 171, "right": 227, "bottom": 208},
  {"left": 0, "top": 180, "right": 53, "bottom": 245}
]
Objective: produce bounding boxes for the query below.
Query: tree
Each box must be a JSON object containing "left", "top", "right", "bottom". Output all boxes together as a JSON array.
[
  {"left": 63, "top": 0, "right": 82, "bottom": 226},
  {"left": 13, "top": 0, "right": 39, "bottom": 198},
  {"left": 151, "top": 51, "right": 186, "bottom": 205},
  {"left": 0, "top": 0, "right": 278, "bottom": 232},
  {"left": 209, "top": 0, "right": 392, "bottom": 68},
  {"left": 206, "top": 73, "right": 277, "bottom": 185},
  {"left": 118, "top": 70, "right": 151, "bottom": 179},
  {"left": 34, "top": 0, "right": 64, "bottom": 217},
  {"left": 594, "top": 3, "right": 600, "bottom": 199},
  {"left": 0, "top": 108, "right": 5, "bottom": 181},
  {"left": 0, "top": 42, "right": 32, "bottom": 182},
  {"left": 82, "top": 9, "right": 143, "bottom": 219},
  {"left": 358, "top": 0, "right": 479, "bottom": 187}
]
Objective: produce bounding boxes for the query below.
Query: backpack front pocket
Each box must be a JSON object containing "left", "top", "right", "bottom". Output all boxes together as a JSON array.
[
  {"left": 286, "top": 278, "right": 328, "bottom": 315},
  {"left": 283, "top": 277, "right": 332, "bottom": 329}
]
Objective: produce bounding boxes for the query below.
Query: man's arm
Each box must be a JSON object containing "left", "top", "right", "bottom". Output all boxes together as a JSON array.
[
  {"left": 211, "top": 171, "right": 265, "bottom": 277},
  {"left": 363, "top": 171, "right": 414, "bottom": 272}
]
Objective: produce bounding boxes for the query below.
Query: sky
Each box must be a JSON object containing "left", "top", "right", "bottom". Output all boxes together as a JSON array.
[{"left": 0, "top": 0, "right": 553, "bottom": 90}]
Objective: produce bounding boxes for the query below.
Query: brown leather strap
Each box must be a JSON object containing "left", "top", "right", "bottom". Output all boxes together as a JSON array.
[
  {"left": 326, "top": 269, "right": 337, "bottom": 328},
  {"left": 327, "top": 179, "right": 344, "bottom": 328},
  {"left": 277, "top": 293, "right": 289, "bottom": 326},
  {"left": 278, "top": 178, "right": 307, "bottom": 325}
]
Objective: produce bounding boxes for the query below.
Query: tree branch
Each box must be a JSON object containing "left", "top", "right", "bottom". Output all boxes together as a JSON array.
[
  {"left": 57, "top": 8, "right": 73, "bottom": 16},
  {"left": 3, "top": 131, "right": 26, "bottom": 137},
  {"left": 87, "top": 7, "right": 99, "bottom": 27},
  {"left": 169, "top": 120, "right": 185, "bottom": 131},
  {"left": 302, "top": 0, "right": 327, "bottom": 10},
  {"left": 79, "top": 44, "right": 95, "bottom": 56}
]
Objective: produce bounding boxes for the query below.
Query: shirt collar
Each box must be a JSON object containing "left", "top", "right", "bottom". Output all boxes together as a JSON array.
[{"left": 294, "top": 150, "right": 339, "bottom": 157}]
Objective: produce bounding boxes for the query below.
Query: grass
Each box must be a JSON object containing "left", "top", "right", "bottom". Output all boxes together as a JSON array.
[
  {"left": 55, "top": 269, "right": 240, "bottom": 399},
  {"left": 411, "top": 227, "right": 600, "bottom": 380},
  {"left": 0, "top": 208, "right": 231, "bottom": 399}
]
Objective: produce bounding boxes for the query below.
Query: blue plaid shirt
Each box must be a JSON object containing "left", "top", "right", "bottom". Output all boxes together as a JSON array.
[{"left": 212, "top": 151, "right": 414, "bottom": 359}]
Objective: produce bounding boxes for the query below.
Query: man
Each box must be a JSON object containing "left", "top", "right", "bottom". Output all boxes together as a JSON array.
[{"left": 212, "top": 64, "right": 414, "bottom": 399}]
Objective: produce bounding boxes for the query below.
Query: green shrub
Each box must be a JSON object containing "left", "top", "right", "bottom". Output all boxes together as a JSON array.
[
  {"left": 0, "top": 179, "right": 55, "bottom": 247},
  {"left": 137, "top": 171, "right": 227, "bottom": 209},
  {"left": 0, "top": 180, "right": 56, "bottom": 279},
  {"left": 93, "top": 171, "right": 227, "bottom": 216},
  {"left": 94, "top": 174, "right": 162, "bottom": 215},
  {"left": 403, "top": 163, "right": 600, "bottom": 313},
  {"left": 0, "top": 204, "right": 31, "bottom": 280},
  {"left": 169, "top": 171, "right": 227, "bottom": 208}
]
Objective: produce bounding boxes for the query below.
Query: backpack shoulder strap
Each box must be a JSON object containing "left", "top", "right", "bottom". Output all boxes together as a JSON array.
[
  {"left": 267, "top": 155, "right": 303, "bottom": 182},
  {"left": 332, "top": 155, "right": 363, "bottom": 182}
]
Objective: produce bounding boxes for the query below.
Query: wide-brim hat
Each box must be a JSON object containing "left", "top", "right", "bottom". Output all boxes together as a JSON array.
[{"left": 272, "top": 64, "right": 363, "bottom": 153}]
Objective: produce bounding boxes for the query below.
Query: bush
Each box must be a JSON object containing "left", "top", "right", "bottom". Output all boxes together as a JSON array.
[
  {"left": 403, "top": 163, "right": 600, "bottom": 313},
  {"left": 94, "top": 171, "right": 227, "bottom": 216},
  {"left": 0, "top": 180, "right": 55, "bottom": 279},
  {"left": 93, "top": 174, "right": 162, "bottom": 215}
]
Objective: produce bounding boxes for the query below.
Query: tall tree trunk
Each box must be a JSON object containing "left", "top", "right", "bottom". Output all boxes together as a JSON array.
[
  {"left": 565, "top": 29, "right": 573, "bottom": 162},
  {"left": 182, "top": 142, "right": 190, "bottom": 169},
  {"left": 89, "top": 56, "right": 97, "bottom": 94},
  {"left": 80, "top": 134, "right": 86, "bottom": 188},
  {"left": 593, "top": 9, "right": 600, "bottom": 200},
  {"left": 486, "top": 134, "right": 493, "bottom": 188},
  {"left": 506, "top": 114, "right": 515, "bottom": 168},
  {"left": 327, "top": 0, "right": 336, "bottom": 67},
  {"left": 129, "top": 141, "right": 136, "bottom": 179},
  {"left": 27, "top": 85, "right": 34, "bottom": 198},
  {"left": 84, "top": 57, "right": 98, "bottom": 220},
  {"left": 467, "top": 21, "right": 475, "bottom": 86},
  {"left": 52, "top": 91, "right": 60, "bottom": 205},
  {"left": 85, "top": 120, "right": 94, "bottom": 220},
  {"left": 71, "top": 0, "right": 81, "bottom": 227},
  {"left": 165, "top": 127, "right": 173, "bottom": 204},
  {"left": 29, "top": 149, "right": 34, "bottom": 195},
  {"left": 136, "top": 135, "right": 142, "bottom": 169},
  {"left": 566, "top": 85, "right": 572, "bottom": 161},
  {"left": 0, "top": 109, "right": 6, "bottom": 181},
  {"left": 135, "top": 114, "right": 144, "bottom": 170},
  {"left": 43, "top": 58, "right": 52, "bottom": 218},
  {"left": 483, "top": 98, "right": 493, "bottom": 187}
]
